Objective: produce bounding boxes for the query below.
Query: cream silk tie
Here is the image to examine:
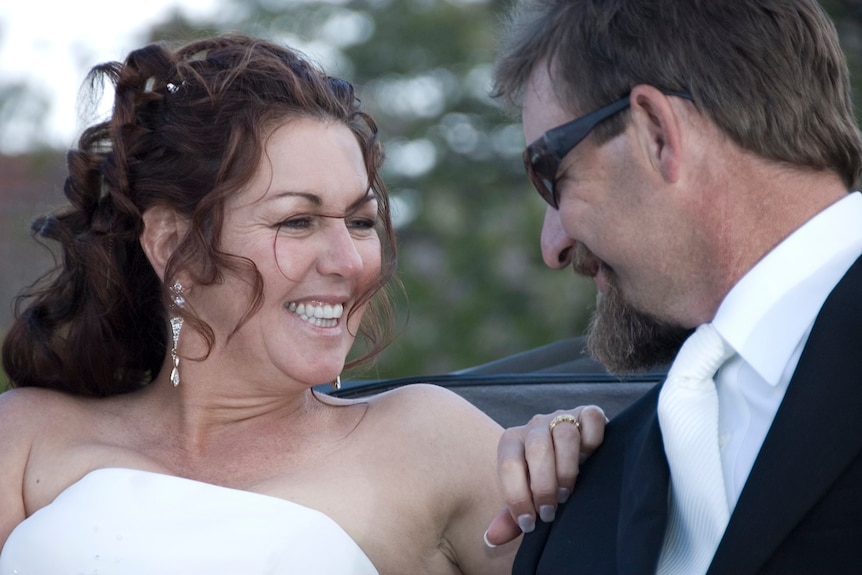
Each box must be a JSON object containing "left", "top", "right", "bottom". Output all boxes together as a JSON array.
[{"left": 656, "top": 323, "right": 735, "bottom": 575}]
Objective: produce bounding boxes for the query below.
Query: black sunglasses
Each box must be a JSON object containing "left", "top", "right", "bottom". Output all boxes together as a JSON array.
[{"left": 523, "top": 90, "right": 693, "bottom": 209}]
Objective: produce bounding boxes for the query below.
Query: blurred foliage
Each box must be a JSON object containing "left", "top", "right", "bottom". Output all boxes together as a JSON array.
[
  {"left": 2, "top": 0, "right": 862, "bottom": 385},
  {"left": 0, "top": 83, "right": 51, "bottom": 153},
  {"left": 0, "top": 342, "right": 7, "bottom": 392}
]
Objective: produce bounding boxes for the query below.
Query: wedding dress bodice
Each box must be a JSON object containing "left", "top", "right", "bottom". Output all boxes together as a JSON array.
[{"left": 0, "top": 467, "right": 378, "bottom": 575}]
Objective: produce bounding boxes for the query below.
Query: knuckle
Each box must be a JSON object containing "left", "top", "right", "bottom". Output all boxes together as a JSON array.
[
  {"left": 524, "top": 436, "right": 554, "bottom": 459},
  {"left": 498, "top": 456, "right": 527, "bottom": 478},
  {"left": 509, "top": 494, "right": 537, "bottom": 510},
  {"left": 552, "top": 423, "right": 580, "bottom": 438},
  {"left": 579, "top": 404, "right": 606, "bottom": 422},
  {"left": 529, "top": 478, "right": 557, "bottom": 498},
  {"left": 500, "top": 426, "right": 524, "bottom": 441},
  {"left": 557, "top": 466, "right": 580, "bottom": 484},
  {"left": 498, "top": 427, "right": 527, "bottom": 455},
  {"left": 527, "top": 413, "right": 551, "bottom": 427}
]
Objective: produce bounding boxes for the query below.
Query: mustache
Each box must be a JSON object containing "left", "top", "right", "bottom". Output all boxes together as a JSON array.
[{"left": 572, "top": 242, "right": 602, "bottom": 278}]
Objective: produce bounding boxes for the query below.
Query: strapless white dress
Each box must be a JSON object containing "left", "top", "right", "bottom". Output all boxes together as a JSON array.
[{"left": 0, "top": 467, "right": 379, "bottom": 574}]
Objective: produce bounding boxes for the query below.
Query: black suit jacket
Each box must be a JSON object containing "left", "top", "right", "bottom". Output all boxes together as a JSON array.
[{"left": 514, "top": 256, "right": 862, "bottom": 575}]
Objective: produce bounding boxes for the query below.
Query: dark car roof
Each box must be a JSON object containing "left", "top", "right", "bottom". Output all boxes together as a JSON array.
[{"left": 320, "top": 337, "right": 669, "bottom": 427}]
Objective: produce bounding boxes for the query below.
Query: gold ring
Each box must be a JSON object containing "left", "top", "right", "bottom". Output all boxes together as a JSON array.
[{"left": 549, "top": 413, "right": 580, "bottom": 432}]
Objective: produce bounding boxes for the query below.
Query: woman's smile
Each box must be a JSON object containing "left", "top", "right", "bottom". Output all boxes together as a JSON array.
[{"left": 285, "top": 300, "right": 345, "bottom": 328}]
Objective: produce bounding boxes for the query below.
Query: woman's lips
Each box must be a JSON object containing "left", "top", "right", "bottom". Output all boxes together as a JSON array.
[{"left": 285, "top": 301, "right": 344, "bottom": 328}]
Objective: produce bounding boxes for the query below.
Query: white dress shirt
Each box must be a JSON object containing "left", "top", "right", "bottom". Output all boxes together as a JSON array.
[{"left": 711, "top": 191, "right": 862, "bottom": 509}]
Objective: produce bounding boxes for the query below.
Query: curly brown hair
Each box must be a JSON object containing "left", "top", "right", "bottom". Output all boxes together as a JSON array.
[{"left": 2, "top": 34, "right": 398, "bottom": 397}]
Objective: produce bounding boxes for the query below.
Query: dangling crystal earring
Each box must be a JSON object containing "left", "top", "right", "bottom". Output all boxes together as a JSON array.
[
  {"left": 169, "top": 280, "right": 185, "bottom": 387},
  {"left": 332, "top": 375, "right": 341, "bottom": 391}
]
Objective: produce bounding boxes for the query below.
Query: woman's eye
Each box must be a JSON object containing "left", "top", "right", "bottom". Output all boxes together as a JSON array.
[
  {"left": 347, "top": 217, "right": 377, "bottom": 230},
  {"left": 278, "top": 217, "right": 312, "bottom": 230}
]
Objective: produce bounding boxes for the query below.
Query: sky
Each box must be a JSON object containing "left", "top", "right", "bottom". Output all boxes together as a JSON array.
[{"left": 0, "top": 0, "right": 222, "bottom": 154}]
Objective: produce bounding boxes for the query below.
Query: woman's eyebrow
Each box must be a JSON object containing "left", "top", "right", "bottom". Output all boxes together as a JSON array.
[
  {"left": 269, "top": 191, "right": 322, "bottom": 206},
  {"left": 266, "top": 190, "right": 377, "bottom": 215},
  {"left": 270, "top": 190, "right": 374, "bottom": 204},
  {"left": 348, "top": 191, "right": 378, "bottom": 212}
]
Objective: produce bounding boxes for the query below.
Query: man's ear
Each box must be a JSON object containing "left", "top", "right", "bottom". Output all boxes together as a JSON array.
[
  {"left": 140, "top": 205, "right": 187, "bottom": 282},
  {"left": 628, "top": 85, "right": 686, "bottom": 184}
]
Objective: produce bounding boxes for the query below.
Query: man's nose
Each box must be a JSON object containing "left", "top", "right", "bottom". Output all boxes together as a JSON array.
[{"left": 540, "top": 206, "right": 574, "bottom": 269}]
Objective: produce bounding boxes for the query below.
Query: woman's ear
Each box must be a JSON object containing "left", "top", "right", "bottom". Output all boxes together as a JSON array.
[{"left": 140, "top": 206, "right": 187, "bottom": 282}]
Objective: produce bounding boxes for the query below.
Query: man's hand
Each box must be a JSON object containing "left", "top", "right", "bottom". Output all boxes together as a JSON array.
[{"left": 484, "top": 405, "right": 607, "bottom": 547}]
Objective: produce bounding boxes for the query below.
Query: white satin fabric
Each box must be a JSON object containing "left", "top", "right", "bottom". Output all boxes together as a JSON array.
[{"left": 0, "top": 467, "right": 379, "bottom": 575}]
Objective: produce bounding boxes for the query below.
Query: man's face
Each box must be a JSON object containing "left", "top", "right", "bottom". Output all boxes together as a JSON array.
[
  {"left": 586, "top": 265, "right": 691, "bottom": 373},
  {"left": 521, "top": 65, "right": 689, "bottom": 373}
]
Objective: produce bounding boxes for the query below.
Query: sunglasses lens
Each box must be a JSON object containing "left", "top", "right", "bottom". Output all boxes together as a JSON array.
[{"left": 524, "top": 145, "right": 559, "bottom": 209}]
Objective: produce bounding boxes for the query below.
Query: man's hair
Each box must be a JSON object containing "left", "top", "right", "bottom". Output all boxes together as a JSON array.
[{"left": 493, "top": 0, "right": 862, "bottom": 188}]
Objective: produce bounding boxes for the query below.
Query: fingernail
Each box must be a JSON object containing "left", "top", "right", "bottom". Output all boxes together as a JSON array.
[
  {"left": 539, "top": 504, "right": 556, "bottom": 523},
  {"left": 557, "top": 487, "right": 570, "bottom": 503},
  {"left": 483, "top": 529, "right": 497, "bottom": 548},
  {"left": 517, "top": 514, "right": 535, "bottom": 533}
]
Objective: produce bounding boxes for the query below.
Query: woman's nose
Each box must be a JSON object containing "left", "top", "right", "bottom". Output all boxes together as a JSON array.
[{"left": 318, "top": 221, "right": 364, "bottom": 278}]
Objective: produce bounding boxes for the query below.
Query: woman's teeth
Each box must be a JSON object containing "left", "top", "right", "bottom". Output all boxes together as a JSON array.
[{"left": 286, "top": 302, "right": 344, "bottom": 328}]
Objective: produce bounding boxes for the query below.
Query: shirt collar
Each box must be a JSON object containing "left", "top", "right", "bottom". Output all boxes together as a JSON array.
[{"left": 713, "top": 192, "right": 862, "bottom": 385}]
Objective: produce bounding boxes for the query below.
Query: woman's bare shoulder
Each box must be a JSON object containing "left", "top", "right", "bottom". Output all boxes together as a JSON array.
[
  {"left": 0, "top": 388, "right": 90, "bottom": 469},
  {"left": 361, "top": 384, "right": 513, "bottom": 573},
  {"left": 0, "top": 388, "right": 75, "bottom": 546},
  {"left": 0, "top": 386, "right": 72, "bottom": 420},
  {"left": 360, "top": 383, "right": 503, "bottom": 465},
  {"left": 0, "top": 386, "right": 107, "bottom": 459},
  {"left": 367, "top": 382, "right": 501, "bottom": 430},
  {"left": 0, "top": 386, "right": 91, "bottom": 424}
]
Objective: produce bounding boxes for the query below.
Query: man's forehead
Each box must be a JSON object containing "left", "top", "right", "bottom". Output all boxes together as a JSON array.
[
  {"left": 524, "top": 62, "right": 559, "bottom": 106},
  {"left": 522, "top": 63, "right": 574, "bottom": 142}
]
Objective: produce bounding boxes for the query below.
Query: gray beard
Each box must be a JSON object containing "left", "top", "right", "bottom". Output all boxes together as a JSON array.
[{"left": 585, "top": 279, "right": 691, "bottom": 375}]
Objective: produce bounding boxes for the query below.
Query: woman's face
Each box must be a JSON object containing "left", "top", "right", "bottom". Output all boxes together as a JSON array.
[{"left": 196, "top": 117, "right": 382, "bottom": 388}]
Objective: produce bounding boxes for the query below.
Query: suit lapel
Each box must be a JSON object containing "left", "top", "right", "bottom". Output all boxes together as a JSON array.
[
  {"left": 618, "top": 386, "right": 671, "bottom": 575},
  {"left": 709, "top": 256, "right": 862, "bottom": 575}
]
